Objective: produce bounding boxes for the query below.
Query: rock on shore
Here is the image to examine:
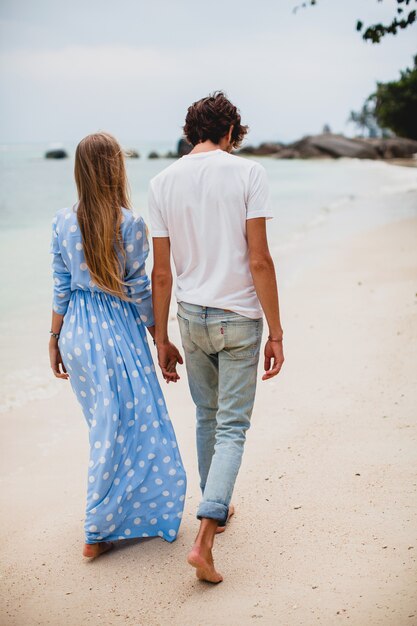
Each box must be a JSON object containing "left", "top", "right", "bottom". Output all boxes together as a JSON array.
[
  {"left": 238, "top": 134, "right": 417, "bottom": 160},
  {"left": 147, "top": 137, "right": 193, "bottom": 159},
  {"left": 177, "top": 137, "right": 192, "bottom": 157},
  {"left": 45, "top": 149, "right": 68, "bottom": 159}
]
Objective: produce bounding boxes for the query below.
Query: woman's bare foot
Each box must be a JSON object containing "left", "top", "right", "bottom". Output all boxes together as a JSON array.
[
  {"left": 83, "top": 541, "right": 114, "bottom": 559},
  {"left": 215, "top": 504, "right": 235, "bottom": 534},
  {"left": 187, "top": 545, "right": 223, "bottom": 584}
]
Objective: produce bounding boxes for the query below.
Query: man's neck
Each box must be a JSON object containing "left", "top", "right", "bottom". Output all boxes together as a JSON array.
[{"left": 190, "top": 139, "right": 229, "bottom": 154}]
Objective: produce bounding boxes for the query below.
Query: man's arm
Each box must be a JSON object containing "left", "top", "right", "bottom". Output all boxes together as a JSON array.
[
  {"left": 151, "top": 237, "right": 183, "bottom": 382},
  {"left": 247, "top": 218, "right": 284, "bottom": 380},
  {"left": 152, "top": 237, "right": 172, "bottom": 345}
]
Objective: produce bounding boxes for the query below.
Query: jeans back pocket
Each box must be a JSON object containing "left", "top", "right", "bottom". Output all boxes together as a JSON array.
[
  {"left": 177, "top": 312, "right": 197, "bottom": 354},
  {"left": 222, "top": 318, "right": 263, "bottom": 360}
]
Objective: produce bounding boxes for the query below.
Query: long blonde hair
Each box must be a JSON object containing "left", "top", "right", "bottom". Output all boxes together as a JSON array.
[{"left": 74, "top": 132, "right": 130, "bottom": 299}]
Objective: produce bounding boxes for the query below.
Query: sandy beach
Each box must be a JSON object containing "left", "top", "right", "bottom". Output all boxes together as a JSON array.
[{"left": 1, "top": 202, "right": 416, "bottom": 625}]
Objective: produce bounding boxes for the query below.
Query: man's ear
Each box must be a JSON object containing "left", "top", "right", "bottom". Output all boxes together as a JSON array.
[{"left": 228, "top": 125, "right": 234, "bottom": 144}]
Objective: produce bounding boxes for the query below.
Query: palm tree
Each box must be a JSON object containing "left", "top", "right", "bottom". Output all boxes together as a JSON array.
[{"left": 348, "top": 102, "right": 379, "bottom": 137}]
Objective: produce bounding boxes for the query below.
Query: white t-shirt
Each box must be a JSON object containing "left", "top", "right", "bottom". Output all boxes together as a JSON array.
[{"left": 148, "top": 149, "right": 273, "bottom": 319}]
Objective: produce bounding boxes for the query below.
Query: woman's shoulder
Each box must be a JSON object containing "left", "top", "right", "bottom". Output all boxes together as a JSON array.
[
  {"left": 121, "top": 207, "right": 145, "bottom": 222},
  {"left": 121, "top": 208, "right": 147, "bottom": 233},
  {"left": 52, "top": 206, "right": 77, "bottom": 233}
]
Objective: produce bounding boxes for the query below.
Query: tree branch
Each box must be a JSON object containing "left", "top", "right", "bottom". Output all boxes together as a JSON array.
[{"left": 293, "top": 0, "right": 417, "bottom": 43}]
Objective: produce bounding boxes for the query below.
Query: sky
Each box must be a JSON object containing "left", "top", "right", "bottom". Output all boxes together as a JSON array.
[{"left": 0, "top": 0, "right": 416, "bottom": 145}]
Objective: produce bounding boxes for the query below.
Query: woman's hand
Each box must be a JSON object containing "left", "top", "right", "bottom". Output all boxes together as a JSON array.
[
  {"left": 49, "top": 340, "right": 69, "bottom": 379},
  {"left": 156, "top": 341, "right": 183, "bottom": 383}
]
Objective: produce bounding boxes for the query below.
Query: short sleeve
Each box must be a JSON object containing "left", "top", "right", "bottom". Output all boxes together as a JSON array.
[
  {"left": 148, "top": 180, "right": 169, "bottom": 237},
  {"left": 123, "top": 216, "right": 154, "bottom": 327},
  {"left": 50, "top": 216, "right": 72, "bottom": 315},
  {"left": 246, "top": 163, "right": 273, "bottom": 220}
]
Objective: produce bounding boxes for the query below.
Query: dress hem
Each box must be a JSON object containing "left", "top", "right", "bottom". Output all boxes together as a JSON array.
[{"left": 85, "top": 529, "right": 179, "bottom": 545}]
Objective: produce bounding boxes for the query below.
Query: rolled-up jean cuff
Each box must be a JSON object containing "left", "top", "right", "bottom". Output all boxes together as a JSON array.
[{"left": 197, "top": 501, "right": 228, "bottom": 526}]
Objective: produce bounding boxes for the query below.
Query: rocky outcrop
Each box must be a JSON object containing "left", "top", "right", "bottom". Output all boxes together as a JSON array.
[
  {"left": 237, "top": 133, "right": 417, "bottom": 161},
  {"left": 146, "top": 138, "right": 192, "bottom": 159},
  {"left": 177, "top": 137, "right": 192, "bottom": 157},
  {"left": 307, "top": 134, "right": 379, "bottom": 159},
  {"left": 353, "top": 137, "right": 417, "bottom": 159},
  {"left": 45, "top": 149, "right": 68, "bottom": 159},
  {"left": 239, "top": 142, "right": 282, "bottom": 156},
  {"left": 274, "top": 147, "right": 319, "bottom": 160},
  {"left": 125, "top": 149, "right": 140, "bottom": 158},
  {"left": 282, "top": 138, "right": 327, "bottom": 159}
]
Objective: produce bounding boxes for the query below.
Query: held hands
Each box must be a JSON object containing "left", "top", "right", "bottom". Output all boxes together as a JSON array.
[
  {"left": 49, "top": 340, "right": 69, "bottom": 380},
  {"left": 262, "top": 338, "right": 284, "bottom": 381},
  {"left": 156, "top": 341, "right": 183, "bottom": 383}
]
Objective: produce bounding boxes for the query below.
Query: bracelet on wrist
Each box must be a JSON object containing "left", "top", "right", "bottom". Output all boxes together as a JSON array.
[
  {"left": 268, "top": 335, "right": 283, "bottom": 343},
  {"left": 50, "top": 331, "right": 60, "bottom": 340}
]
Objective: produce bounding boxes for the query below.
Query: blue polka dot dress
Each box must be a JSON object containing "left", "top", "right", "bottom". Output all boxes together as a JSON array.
[{"left": 51, "top": 206, "right": 186, "bottom": 544}]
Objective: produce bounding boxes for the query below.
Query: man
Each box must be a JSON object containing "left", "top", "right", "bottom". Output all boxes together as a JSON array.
[{"left": 149, "top": 92, "right": 284, "bottom": 583}]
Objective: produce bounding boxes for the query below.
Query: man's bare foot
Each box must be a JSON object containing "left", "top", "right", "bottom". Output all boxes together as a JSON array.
[
  {"left": 83, "top": 541, "right": 114, "bottom": 559},
  {"left": 216, "top": 504, "right": 235, "bottom": 534},
  {"left": 187, "top": 545, "right": 223, "bottom": 583}
]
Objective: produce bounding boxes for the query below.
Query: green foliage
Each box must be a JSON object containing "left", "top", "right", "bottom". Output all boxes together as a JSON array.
[
  {"left": 357, "top": 0, "right": 417, "bottom": 43},
  {"left": 348, "top": 102, "right": 380, "bottom": 137},
  {"left": 372, "top": 55, "right": 417, "bottom": 139},
  {"left": 294, "top": 0, "right": 417, "bottom": 43}
]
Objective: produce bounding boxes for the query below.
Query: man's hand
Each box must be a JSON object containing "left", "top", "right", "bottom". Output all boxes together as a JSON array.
[
  {"left": 157, "top": 341, "right": 183, "bottom": 383},
  {"left": 262, "top": 339, "right": 284, "bottom": 381},
  {"left": 49, "top": 340, "right": 69, "bottom": 380}
]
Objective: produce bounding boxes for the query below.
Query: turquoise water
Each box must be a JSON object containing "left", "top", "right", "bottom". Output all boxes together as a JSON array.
[{"left": 1, "top": 143, "right": 416, "bottom": 410}]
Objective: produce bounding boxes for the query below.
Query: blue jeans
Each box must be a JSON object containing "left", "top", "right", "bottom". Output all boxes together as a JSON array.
[{"left": 177, "top": 302, "right": 263, "bottom": 526}]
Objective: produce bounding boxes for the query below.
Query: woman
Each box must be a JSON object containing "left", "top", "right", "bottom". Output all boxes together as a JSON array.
[{"left": 49, "top": 132, "right": 186, "bottom": 558}]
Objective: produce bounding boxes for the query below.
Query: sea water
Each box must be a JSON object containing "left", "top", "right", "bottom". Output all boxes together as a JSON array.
[{"left": 1, "top": 142, "right": 416, "bottom": 411}]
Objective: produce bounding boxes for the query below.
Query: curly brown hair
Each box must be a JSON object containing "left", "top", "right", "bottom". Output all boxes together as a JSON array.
[{"left": 183, "top": 91, "right": 248, "bottom": 149}]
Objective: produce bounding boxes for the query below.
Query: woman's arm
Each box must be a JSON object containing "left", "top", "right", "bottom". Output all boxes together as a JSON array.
[
  {"left": 49, "top": 311, "right": 68, "bottom": 379},
  {"left": 50, "top": 215, "right": 71, "bottom": 379},
  {"left": 123, "top": 216, "right": 155, "bottom": 330}
]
